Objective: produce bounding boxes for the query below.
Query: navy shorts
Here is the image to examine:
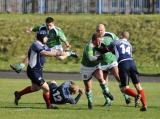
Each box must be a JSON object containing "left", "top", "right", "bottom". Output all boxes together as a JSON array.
[
  {"left": 118, "top": 60, "right": 140, "bottom": 87},
  {"left": 49, "top": 83, "right": 58, "bottom": 91},
  {"left": 27, "top": 66, "right": 45, "bottom": 86}
]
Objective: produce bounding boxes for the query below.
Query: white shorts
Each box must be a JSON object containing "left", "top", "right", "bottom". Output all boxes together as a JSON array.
[
  {"left": 80, "top": 64, "right": 100, "bottom": 80},
  {"left": 50, "top": 45, "right": 63, "bottom": 52},
  {"left": 100, "top": 61, "right": 118, "bottom": 71}
]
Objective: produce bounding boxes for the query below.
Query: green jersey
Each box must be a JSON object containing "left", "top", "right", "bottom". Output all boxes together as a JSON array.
[
  {"left": 32, "top": 25, "right": 67, "bottom": 48},
  {"left": 101, "top": 32, "right": 118, "bottom": 65},
  {"left": 81, "top": 41, "right": 100, "bottom": 67}
]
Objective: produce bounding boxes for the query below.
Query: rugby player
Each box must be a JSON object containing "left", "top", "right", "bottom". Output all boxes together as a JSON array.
[
  {"left": 80, "top": 33, "right": 113, "bottom": 109},
  {"left": 98, "top": 31, "right": 147, "bottom": 111},
  {"left": 10, "top": 17, "right": 78, "bottom": 73},
  {"left": 14, "top": 29, "right": 63, "bottom": 109},
  {"left": 48, "top": 80, "right": 83, "bottom": 107},
  {"left": 95, "top": 24, "right": 131, "bottom": 105}
]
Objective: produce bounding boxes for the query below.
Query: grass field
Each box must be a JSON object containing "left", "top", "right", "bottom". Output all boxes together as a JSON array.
[{"left": 0, "top": 78, "right": 160, "bottom": 119}]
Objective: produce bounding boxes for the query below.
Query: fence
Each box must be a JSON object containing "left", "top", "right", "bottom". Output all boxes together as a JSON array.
[{"left": 0, "top": 0, "right": 160, "bottom": 14}]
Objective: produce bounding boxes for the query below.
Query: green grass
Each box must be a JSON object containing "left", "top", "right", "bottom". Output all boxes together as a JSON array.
[
  {"left": 0, "top": 78, "right": 160, "bottom": 119},
  {"left": 0, "top": 14, "right": 160, "bottom": 74}
]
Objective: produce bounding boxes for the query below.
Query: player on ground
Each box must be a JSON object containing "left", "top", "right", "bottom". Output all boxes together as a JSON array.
[
  {"left": 14, "top": 29, "right": 63, "bottom": 109},
  {"left": 95, "top": 24, "right": 131, "bottom": 105},
  {"left": 80, "top": 33, "right": 113, "bottom": 109},
  {"left": 10, "top": 17, "right": 78, "bottom": 73},
  {"left": 48, "top": 80, "right": 83, "bottom": 107}
]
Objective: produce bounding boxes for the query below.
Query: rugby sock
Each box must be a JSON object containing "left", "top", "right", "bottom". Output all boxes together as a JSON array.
[
  {"left": 123, "top": 93, "right": 130, "bottom": 100},
  {"left": 100, "top": 83, "right": 109, "bottom": 93},
  {"left": 18, "top": 86, "right": 34, "bottom": 96},
  {"left": 100, "top": 83, "right": 113, "bottom": 101},
  {"left": 43, "top": 92, "right": 51, "bottom": 107},
  {"left": 86, "top": 90, "right": 93, "bottom": 103},
  {"left": 138, "top": 89, "right": 147, "bottom": 107},
  {"left": 119, "top": 85, "right": 130, "bottom": 101},
  {"left": 124, "top": 88, "right": 137, "bottom": 97}
]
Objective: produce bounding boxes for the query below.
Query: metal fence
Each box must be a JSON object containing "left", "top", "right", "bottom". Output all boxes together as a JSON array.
[{"left": 0, "top": 0, "right": 160, "bottom": 14}]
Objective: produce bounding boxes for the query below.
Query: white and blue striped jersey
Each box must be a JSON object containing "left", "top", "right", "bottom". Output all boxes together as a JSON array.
[{"left": 112, "top": 38, "right": 133, "bottom": 63}]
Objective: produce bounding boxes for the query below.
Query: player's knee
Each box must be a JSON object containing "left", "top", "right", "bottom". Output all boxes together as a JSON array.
[
  {"left": 135, "top": 83, "right": 142, "bottom": 90},
  {"left": 50, "top": 80, "right": 57, "bottom": 84},
  {"left": 121, "top": 86, "right": 129, "bottom": 92}
]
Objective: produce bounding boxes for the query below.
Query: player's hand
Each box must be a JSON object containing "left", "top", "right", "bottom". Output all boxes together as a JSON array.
[
  {"left": 26, "top": 27, "right": 33, "bottom": 33},
  {"left": 65, "top": 44, "right": 71, "bottom": 51},
  {"left": 79, "top": 88, "right": 84, "bottom": 95}
]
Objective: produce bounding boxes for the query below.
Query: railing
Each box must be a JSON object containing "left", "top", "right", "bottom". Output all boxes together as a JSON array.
[{"left": 0, "top": 0, "right": 159, "bottom": 14}]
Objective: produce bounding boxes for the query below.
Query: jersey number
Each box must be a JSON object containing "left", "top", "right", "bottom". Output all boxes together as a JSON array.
[
  {"left": 120, "top": 44, "right": 131, "bottom": 54},
  {"left": 52, "top": 91, "right": 62, "bottom": 102}
]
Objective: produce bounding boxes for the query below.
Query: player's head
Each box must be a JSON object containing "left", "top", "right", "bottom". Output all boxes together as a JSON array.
[
  {"left": 69, "top": 81, "right": 79, "bottom": 95},
  {"left": 45, "top": 17, "right": 54, "bottom": 30},
  {"left": 120, "top": 31, "right": 129, "bottom": 39},
  {"left": 96, "top": 24, "right": 106, "bottom": 37},
  {"left": 92, "top": 33, "right": 102, "bottom": 47},
  {"left": 37, "top": 30, "right": 48, "bottom": 44}
]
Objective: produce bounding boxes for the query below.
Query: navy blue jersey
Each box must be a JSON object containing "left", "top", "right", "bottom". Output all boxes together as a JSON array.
[
  {"left": 28, "top": 40, "right": 49, "bottom": 70},
  {"left": 50, "top": 81, "right": 76, "bottom": 104},
  {"left": 111, "top": 38, "right": 140, "bottom": 86},
  {"left": 112, "top": 39, "right": 133, "bottom": 63}
]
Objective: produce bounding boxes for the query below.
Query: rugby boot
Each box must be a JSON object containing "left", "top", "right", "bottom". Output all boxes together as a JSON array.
[
  {"left": 88, "top": 101, "right": 93, "bottom": 109},
  {"left": 125, "top": 97, "right": 131, "bottom": 105},
  {"left": 14, "top": 91, "right": 21, "bottom": 105},
  {"left": 140, "top": 106, "right": 147, "bottom": 111},
  {"left": 103, "top": 98, "right": 112, "bottom": 108},
  {"left": 10, "top": 63, "right": 25, "bottom": 73}
]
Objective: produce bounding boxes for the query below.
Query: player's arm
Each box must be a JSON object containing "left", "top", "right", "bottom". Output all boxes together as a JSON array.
[
  {"left": 87, "top": 45, "right": 101, "bottom": 61},
  {"left": 74, "top": 88, "right": 84, "bottom": 104},
  {"left": 26, "top": 25, "right": 41, "bottom": 33},
  {"left": 58, "top": 28, "right": 71, "bottom": 50},
  {"left": 40, "top": 49, "right": 62, "bottom": 57}
]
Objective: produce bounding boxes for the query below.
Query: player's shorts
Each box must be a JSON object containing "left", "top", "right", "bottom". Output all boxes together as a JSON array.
[
  {"left": 27, "top": 66, "right": 45, "bottom": 86},
  {"left": 100, "top": 61, "right": 118, "bottom": 71},
  {"left": 118, "top": 60, "right": 140, "bottom": 87},
  {"left": 50, "top": 45, "right": 63, "bottom": 52},
  {"left": 49, "top": 82, "right": 58, "bottom": 92},
  {"left": 80, "top": 64, "right": 100, "bottom": 80}
]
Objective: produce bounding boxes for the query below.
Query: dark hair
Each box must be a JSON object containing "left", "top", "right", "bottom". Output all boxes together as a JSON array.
[
  {"left": 45, "top": 17, "right": 54, "bottom": 23},
  {"left": 92, "top": 33, "right": 101, "bottom": 41}
]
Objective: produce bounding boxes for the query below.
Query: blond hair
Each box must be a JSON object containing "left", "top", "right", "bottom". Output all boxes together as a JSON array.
[
  {"left": 69, "top": 81, "right": 79, "bottom": 94},
  {"left": 121, "top": 31, "right": 129, "bottom": 39}
]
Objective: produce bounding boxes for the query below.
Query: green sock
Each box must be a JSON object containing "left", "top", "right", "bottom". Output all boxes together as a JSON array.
[
  {"left": 119, "top": 85, "right": 130, "bottom": 100},
  {"left": 86, "top": 90, "right": 93, "bottom": 103},
  {"left": 123, "top": 93, "right": 130, "bottom": 100},
  {"left": 100, "top": 83, "right": 111, "bottom": 101},
  {"left": 100, "top": 83, "right": 109, "bottom": 93}
]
